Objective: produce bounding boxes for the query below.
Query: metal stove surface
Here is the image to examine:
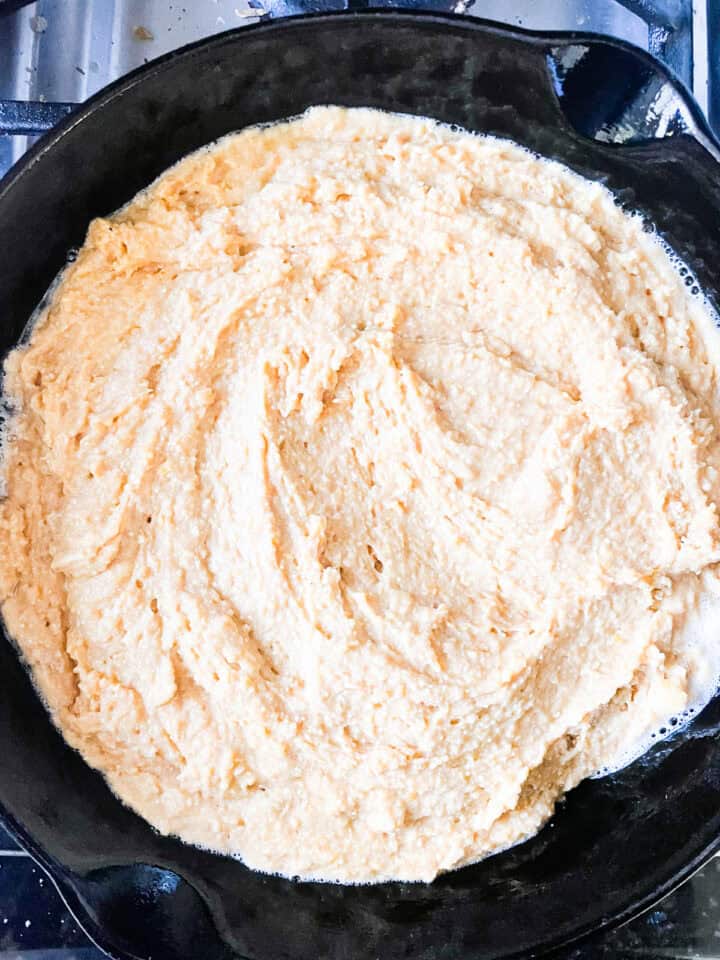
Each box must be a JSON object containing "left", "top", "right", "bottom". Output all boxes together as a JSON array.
[
  {"left": 1, "top": 2, "right": 720, "bottom": 959},
  {"left": 0, "top": 0, "right": 718, "bottom": 176}
]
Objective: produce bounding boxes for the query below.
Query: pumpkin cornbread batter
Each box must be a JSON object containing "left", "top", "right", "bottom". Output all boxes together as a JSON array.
[{"left": 2, "top": 107, "right": 720, "bottom": 883}]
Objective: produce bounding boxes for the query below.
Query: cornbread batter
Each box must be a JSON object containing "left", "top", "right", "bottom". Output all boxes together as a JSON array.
[{"left": 1, "top": 107, "right": 720, "bottom": 883}]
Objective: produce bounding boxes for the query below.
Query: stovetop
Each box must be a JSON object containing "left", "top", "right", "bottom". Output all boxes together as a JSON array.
[
  {"left": 1, "top": 0, "right": 719, "bottom": 180},
  {"left": 1, "top": 1, "right": 720, "bottom": 958}
]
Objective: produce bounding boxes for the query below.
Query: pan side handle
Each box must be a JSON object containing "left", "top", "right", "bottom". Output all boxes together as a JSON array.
[{"left": 545, "top": 36, "right": 720, "bottom": 163}]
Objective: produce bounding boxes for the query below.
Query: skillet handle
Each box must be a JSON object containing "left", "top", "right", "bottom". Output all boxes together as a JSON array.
[
  {"left": 545, "top": 36, "right": 720, "bottom": 161},
  {"left": 50, "top": 862, "right": 238, "bottom": 960},
  {"left": 0, "top": 99, "right": 76, "bottom": 135}
]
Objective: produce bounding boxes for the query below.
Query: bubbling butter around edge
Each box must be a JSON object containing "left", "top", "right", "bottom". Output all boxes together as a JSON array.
[{"left": 1, "top": 106, "right": 720, "bottom": 883}]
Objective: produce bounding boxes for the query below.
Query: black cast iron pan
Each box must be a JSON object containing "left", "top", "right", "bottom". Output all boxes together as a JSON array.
[{"left": 1, "top": 11, "right": 720, "bottom": 960}]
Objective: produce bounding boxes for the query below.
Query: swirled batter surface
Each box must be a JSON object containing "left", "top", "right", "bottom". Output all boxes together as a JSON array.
[{"left": 2, "top": 107, "right": 720, "bottom": 882}]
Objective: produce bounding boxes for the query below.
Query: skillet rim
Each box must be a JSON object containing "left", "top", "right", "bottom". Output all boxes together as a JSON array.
[{"left": 1, "top": 10, "right": 720, "bottom": 960}]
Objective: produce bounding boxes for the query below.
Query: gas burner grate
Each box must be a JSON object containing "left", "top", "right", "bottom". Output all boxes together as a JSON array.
[{"left": 0, "top": 0, "right": 716, "bottom": 179}]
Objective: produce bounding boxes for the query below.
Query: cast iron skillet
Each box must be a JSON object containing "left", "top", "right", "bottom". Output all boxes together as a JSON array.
[{"left": 1, "top": 11, "right": 720, "bottom": 960}]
